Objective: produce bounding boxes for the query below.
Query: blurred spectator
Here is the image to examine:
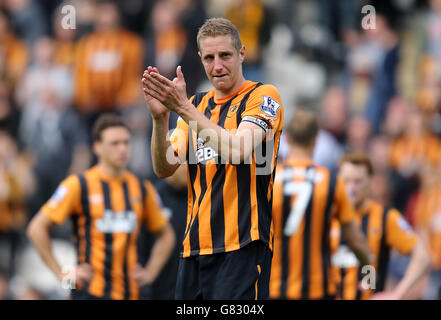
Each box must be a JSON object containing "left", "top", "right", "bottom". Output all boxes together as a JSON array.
[
  {"left": 412, "top": 163, "right": 441, "bottom": 299},
  {"left": 0, "top": 129, "right": 34, "bottom": 298},
  {"left": 118, "top": 0, "right": 153, "bottom": 35},
  {"left": 225, "top": 0, "right": 273, "bottom": 82},
  {"left": 16, "top": 36, "right": 89, "bottom": 219},
  {"left": 368, "top": 135, "right": 392, "bottom": 175},
  {"left": 318, "top": 86, "right": 347, "bottom": 142},
  {"left": 382, "top": 96, "right": 411, "bottom": 138},
  {"left": 172, "top": 0, "right": 207, "bottom": 96},
  {"left": 317, "top": 0, "right": 360, "bottom": 46},
  {"left": 51, "top": 2, "right": 78, "bottom": 68},
  {"left": 345, "top": 115, "right": 372, "bottom": 152},
  {"left": 313, "top": 87, "right": 346, "bottom": 174},
  {"left": 173, "top": 0, "right": 207, "bottom": 48},
  {"left": 363, "top": 13, "right": 400, "bottom": 134},
  {"left": 144, "top": 0, "right": 205, "bottom": 98},
  {"left": 424, "top": 0, "right": 441, "bottom": 65},
  {"left": 3, "top": 0, "right": 48, "bottom": 46},
  {"left": 389, "top": 108, "right": 441, "bottom": 212},
  {"left": 146, "top": 0, "right": 189, "bottom": 80},
  {"left": 312, "top": 129, "right": 344, "bottom": 176},
  {"left": 74, "top": 0, "right": 143, "bottom": 124},
  {"left": 122, "top": 105, "right": 153, "bottom": 181},
  {"left": 0, "top": 79, "right": 20, "bottom": 138},
  {"left": 389, "top": 108, "right": 441, "bottom": 176},
  {"left": 0, "top": 10, "right": 29, "bottom": 91}
]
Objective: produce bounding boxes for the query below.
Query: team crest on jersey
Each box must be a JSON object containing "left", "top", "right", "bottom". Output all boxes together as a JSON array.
[
  {"left": 260, "top": 96, "right": 280, "bottom": 118},
  {"left": 227, "top": 103, "right": 240, "bottom": 118}
]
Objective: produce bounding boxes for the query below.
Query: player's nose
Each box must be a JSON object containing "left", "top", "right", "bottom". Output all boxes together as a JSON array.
[{"left": 213, "top": 56, "right": 224, "bottom": 72}]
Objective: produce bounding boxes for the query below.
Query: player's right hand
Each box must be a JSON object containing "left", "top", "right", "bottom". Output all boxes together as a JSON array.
[
  {"left": 142, "top": 67, "right": 170, "bottom": 120},
  {"left": 75, "top": 263, "right": 93, "bottom": 287}
]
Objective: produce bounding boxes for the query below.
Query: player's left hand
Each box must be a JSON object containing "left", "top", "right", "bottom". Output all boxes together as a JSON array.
[
  {"left": 142, "top": 65, "right": 189, "bottom": 114},
  {"left": 130, "top": 263, "right": 156, "bottom": 286}
]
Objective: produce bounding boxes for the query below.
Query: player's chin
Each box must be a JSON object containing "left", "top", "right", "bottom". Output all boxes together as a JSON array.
[
  {"left": 212, "top": 78, "right": 230, "bottom": 90},
  {"left": 115, "top": 158, "right": 128, "bottom": 169}
]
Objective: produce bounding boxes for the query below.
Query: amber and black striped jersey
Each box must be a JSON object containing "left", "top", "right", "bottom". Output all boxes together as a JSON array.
[
  {"left": 54, "top": 40, "right": 76, "bottom": 68},
  {"left": 389, "top": 131, "right": 441, "bottom": 170},
  {"left": 40, "top": 165, "right": 168, "bottom": 300},
  {"left": 331, "top": 200, "right": 417, "bottom": 300},
  {"left": 74, "top": 29, "right": 143, "bottom": 112},
  {"left": 414, "top": 185, "right": 441, "bottom": 270},
  {"left": 226, "top": 0, "right": 268, "bottom": 64},
  {"left": 0, "top": 169, "right": 24, "bottom": 232},
  {"left": 269, "top": 159, "right": 355, "bottom": 299},
  {"left": 170, "top": 80, "right": 284, "bottom": 258}
]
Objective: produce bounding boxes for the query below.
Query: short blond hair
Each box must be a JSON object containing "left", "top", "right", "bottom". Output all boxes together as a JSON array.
[{"left": 196, "top": 17, "right": 242, "bottom": 53}]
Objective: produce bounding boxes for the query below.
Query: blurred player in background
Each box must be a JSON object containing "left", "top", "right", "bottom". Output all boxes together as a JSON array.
[
  {"left": 331, "top": 152, "right": 430, "bottom": 300},
  {"left": 269, "top": 110, "right": 371, "bottom": 300},
  {"left": 142, "top": 17, "right": 284, "bottom": 299},
  {"left": 26, "top": 114, "right": 175, "bottom": 300}
]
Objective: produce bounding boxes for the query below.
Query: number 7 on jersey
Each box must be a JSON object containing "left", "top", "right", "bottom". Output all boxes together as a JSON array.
[{"left": 283, "top": 181, "right": 313, "bottom": 236}]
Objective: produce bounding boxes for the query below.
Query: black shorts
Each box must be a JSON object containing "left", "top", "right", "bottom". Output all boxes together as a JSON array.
[
  {"left": 71, "top": 288, "right": 108, "bottom": 300},
  {"left": 175, "top": 240, "right": 272, "bottom": 300}
]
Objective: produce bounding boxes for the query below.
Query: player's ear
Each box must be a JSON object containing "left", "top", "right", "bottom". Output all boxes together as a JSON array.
[
  {"left": 239, "top": 45, "right": 245, "bottom": 63},
  {"left": 92, "top": 141, "right": 101, "bottom": 157}
]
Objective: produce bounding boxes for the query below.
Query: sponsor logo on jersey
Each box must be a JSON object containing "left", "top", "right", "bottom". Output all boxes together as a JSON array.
[
  {"left": 89, "top": 194, "right": 103, "bottom": 204},
  {"left": 195, "top": 137, "right": 218, "bottom": 164},
  {"left": 95, "top": 210, "right": 137, "bottom": 233}
]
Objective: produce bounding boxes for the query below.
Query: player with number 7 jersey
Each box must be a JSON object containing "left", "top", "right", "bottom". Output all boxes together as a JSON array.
[{"left": 269, "top": 110, "right": 371, "bottom": 300}]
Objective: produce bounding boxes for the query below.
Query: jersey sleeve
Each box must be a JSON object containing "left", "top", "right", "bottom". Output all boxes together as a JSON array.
[
  {"left": 240, "top": 84, "right": 284, "bottom": 134},
  {"left": 333, "top": 177, "right": 355, "bottom": 224},
  {"left": 169, "top": 116, "right": 189, "bottom": 159},
  {"left": 143, "top": 181, "right": 169, "bottom": 233},
  {"left": 329, "top": 218, "right": 342, "bottom": 254},
  {"left": 386, "top": 209, "right": 418, "bottom": 255},
  {"left": 41, "top": 175, "right": 81, "bottom": 225}
]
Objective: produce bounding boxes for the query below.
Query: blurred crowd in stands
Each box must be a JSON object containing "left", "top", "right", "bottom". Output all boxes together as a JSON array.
[{"left": 1, "top": 0, "right": 441, "bottom": 299}]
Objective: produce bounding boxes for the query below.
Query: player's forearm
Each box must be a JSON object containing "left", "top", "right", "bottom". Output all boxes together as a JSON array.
[
  {"left": 342, "top": 222, "right": 372, "bottom": 267},
  {"left": 151, "top": 114, "right": 180, "bottom": 178},
  {"left": 144, "top": 224, "right": 176, "bottom": 282},
  {"left": 27, "top": 217, "right": 63, "bottom": 281},
  {"left": 179, "top": 103, "right": 256, "bottom": 163},
  {"left": 393, "top": 241, "right": 430, "bottom": 299}
]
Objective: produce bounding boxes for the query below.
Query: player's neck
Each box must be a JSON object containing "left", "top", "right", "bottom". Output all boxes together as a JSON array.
[
  {"left": 97, "top": 162, "right": 125, "bottom": 178},
  {"left": 216, "top": 75, "right": 246, "bottom": 99},
  {"left": 288, "top": 145, "right": 314, "bottom": 162},
  {"left": 354, "top": 198, "right": 369, "bottom": 212}
]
